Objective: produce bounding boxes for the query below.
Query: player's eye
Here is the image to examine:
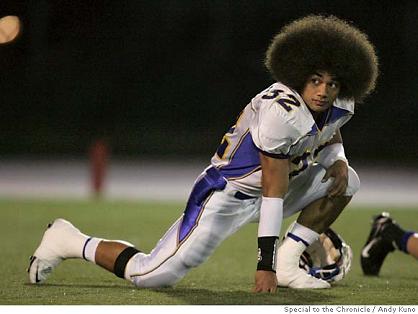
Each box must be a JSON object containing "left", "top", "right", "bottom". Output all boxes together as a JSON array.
[
  {"left": 311, "top": 78, "right": 321, "bottom": 85},
  {"left": 329, "top": 81, "right": 340, "bottom": 89}
]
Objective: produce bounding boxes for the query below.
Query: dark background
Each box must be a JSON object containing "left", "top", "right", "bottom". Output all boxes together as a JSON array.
[{"left": 1, "top": 1, "right": 417, "bottom": 164}]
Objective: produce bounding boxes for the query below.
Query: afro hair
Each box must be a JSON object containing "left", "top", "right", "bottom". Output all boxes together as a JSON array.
[{"left": 265, "top": 15, "right": 379, "bottom": 102}]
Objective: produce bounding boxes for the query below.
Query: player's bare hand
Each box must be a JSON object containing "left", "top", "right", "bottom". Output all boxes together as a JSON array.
[
  {"left": 253, "top": 270, "right": 278, "bottom": 293},
  {"left": 322, "top": 160, "right": 348, "bottom": 198}
]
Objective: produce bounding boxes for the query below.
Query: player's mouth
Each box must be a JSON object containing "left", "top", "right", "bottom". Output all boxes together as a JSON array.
[{"left": 312, "top": 99, "right": 329, "bottom": 107}]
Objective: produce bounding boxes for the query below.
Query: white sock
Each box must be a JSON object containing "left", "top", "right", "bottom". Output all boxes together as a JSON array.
[
  {"left": 289, "top": 222, "right": 320, "bottom": 246},
  {"left": 59, "top": 226, "right": 92, "bottom": 259},
  {"left": 277, "top": 237, "right": 306, "bottom": 268},
  {"left": 82, "top": 237, "right": 104, "bottom": 263}
]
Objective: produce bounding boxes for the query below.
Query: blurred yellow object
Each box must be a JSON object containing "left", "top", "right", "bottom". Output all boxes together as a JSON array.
[{"left": 0, "top": 15, "right": 21, "bottom": 44}]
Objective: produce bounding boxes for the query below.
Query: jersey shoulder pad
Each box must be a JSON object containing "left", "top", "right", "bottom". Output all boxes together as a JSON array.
[
  {"left": 250, "top": 99, "right": 302, "bottom": 157},
  {"left": 255, "top": 82, "right": 314, "bottom": 134}
]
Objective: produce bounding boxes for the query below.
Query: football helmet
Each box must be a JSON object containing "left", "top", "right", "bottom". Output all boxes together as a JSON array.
[{"left": 283, "top": 224, "right": 353, "bottom": 282}]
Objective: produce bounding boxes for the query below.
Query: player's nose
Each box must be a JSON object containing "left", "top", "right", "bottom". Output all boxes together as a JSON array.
[{"left": 317, "top": 83, "right": 328, "bottom": 98}]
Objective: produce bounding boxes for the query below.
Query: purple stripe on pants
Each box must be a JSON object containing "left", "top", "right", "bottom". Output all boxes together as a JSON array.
[{"left": 179, "top": 167, "right": 227, "bottom": 242}]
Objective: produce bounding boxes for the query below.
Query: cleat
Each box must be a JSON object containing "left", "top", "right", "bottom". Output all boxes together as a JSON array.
[
  {"left": 361, "top": 212, "right": 395, "bottom": 276},
  {"left": 275, "top": 236, "right": 331, "bottom": 289},
  {"left": 28, "top": 218, "right": 84, "bottom": 284},
  {"left": 276, "top": 268, "right": 331, "bottom": 289}
]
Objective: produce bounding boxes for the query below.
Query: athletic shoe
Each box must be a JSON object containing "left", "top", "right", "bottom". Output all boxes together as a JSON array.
[
  {"left": 361, "top": 212, "right": 395, "bottom": 276},
  {"left": 276, "top": 238, "right": 331, "bottom": 289},
  {"left": 27, "top": 218, "right": 86, "bottom": 284}
]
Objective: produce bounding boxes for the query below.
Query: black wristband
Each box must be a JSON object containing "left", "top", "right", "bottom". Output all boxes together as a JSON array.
[{"left": 257, "top": 236, "right": 278, "bottom": 272}]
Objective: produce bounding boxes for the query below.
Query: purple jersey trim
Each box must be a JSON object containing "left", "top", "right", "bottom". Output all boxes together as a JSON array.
[
  {"left": 328, "top": 106, "right": 350, "bottom": 124},
  {"left": 259, "top": 149, "right": 289, "bottom": 159},
  {"left": 219, "top": 132, "right": 264, "bottom": 178},
  {"left": 307, "top": 124, "right": 319, "bottom": 135}
]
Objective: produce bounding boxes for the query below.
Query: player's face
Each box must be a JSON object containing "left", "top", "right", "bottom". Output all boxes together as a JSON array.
[{"left": 301, "top": 71, "right": 340, "bottom": 114}]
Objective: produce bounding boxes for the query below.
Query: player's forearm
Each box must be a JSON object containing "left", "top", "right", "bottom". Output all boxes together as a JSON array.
[
  {"left": 257, "top": 196, "right": 283, "bottom": 272},
  {"left": 317, "top": 129, "right": 348, "bottom": 168},
  {"left": 317, "top": 143, "right": 348, "bottom": 169},
  {"left": 258, "top": 153, "right": 288, "bottom": 238},
  {"left": 257, "top": 154, "right": 289, "bottom": 272}
]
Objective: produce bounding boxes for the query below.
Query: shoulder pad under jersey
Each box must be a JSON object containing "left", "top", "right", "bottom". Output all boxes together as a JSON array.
[{"left": 250, "top": 83, "right": 311, "bottom": 157}]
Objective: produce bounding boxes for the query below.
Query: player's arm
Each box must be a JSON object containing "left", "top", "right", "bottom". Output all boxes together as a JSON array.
[
  {"left": 253, "top": 153, "right": 289, "bottom": 293},
  {"left": 318, "top": 128, "right": 349, "bottom": 198},
  {"left": 260, "top": 153, "right": 289, "bottom": 197}
]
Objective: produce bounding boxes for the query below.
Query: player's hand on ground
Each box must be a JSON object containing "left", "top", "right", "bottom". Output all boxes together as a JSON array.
[
  {"left": 322, "top": 160, "right": 349, "bottom": 198},
  {"left": 253, "top": 270, "right": 278, "bottom": 293}
]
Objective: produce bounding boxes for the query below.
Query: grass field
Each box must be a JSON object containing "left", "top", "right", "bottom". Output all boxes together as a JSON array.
[{"left": 1, "top": 198, "right": 417, "bottom": 305}]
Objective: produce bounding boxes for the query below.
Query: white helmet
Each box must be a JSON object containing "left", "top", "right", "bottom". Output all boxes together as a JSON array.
[{"left": 300, "top": 228, "right": 353, "bottom": 282}]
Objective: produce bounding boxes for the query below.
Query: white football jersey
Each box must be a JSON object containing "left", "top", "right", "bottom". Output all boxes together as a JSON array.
[{"left": 210, "top": 82, "right": 354, "bottom": 196}]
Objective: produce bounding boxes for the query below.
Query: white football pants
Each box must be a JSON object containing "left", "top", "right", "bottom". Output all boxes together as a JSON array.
[{"left": 125, "top": 163, "right": 360, "bottom": 288}]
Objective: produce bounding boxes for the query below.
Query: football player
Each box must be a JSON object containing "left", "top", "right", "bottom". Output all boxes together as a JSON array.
[
  {"left": 361, "top": 212, "right": 418, "bottom": 276},
  {"left": 28, "top": 15, "right": 378, "bottom": 293}
]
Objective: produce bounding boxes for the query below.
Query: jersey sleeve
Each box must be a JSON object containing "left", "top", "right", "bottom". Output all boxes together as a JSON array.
[{"left": 250, "top": 101, "right": 300, "bottom": 158}]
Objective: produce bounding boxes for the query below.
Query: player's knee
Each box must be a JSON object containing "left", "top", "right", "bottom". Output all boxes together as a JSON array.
[
  {"left": 180, "top": 242, "right": 217, "bottom": 268},
  {"left": 346, "top": 167, "right": 360, "bottom": 196},
  {"left": 179, "top": 230, "right": 222, "bottom": 268},
  {"left": 129, "top": 257, "right": 186, "bottom": 288}
]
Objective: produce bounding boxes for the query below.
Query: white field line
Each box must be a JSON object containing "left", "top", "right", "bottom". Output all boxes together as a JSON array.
[{"left": 0, "top": 159, "right": 417, "bottom": 207}]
